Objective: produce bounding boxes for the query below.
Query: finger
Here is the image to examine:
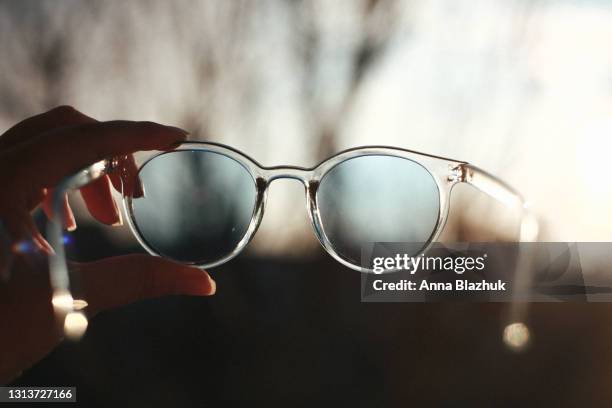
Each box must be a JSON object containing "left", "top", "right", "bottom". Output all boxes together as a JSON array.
[
  {"left": 79, "top": 175, "right": 122, "bottom": 226},
  {"left": 25, "top": 215, "right": 54, "bottom": 255},
  {"left": 3, "top": 209, "right": 53, "bottom": 255},
  {"left": 18, "top": 121, "right": 187, "bottom": 189},
  {"left": 41, "top": 189, "right": 77, "bottom": 231},
  {"left": 0, "top": 106, "right": 95, "bottom": 150},
  {"left": 74, "top": 255, "right": 215, "bottom": 316},
  {"left": 108, "top": 154, "right": 144, "bottom": 198}
]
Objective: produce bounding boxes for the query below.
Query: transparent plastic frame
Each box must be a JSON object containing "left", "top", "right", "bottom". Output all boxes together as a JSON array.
[{"left": 47, "top": 142, "right": 538, "bottom": 340}]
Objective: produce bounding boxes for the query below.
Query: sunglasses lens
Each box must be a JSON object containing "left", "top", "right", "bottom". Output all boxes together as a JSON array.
[
  {"left": 316, "top": 155, "right": 440, "bottom": 265},
  {"left": 130, "top": 150, "right": 257, "bottom": 264}
]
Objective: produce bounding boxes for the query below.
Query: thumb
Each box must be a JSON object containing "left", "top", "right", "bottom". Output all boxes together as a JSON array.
[{"left": 72, "top": 254, "right": 215, "bottom": 316}]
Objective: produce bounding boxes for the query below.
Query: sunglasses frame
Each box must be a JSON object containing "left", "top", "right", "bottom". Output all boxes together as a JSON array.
[
  {"left": 125, "top": 142, "right": 469, "bottom": 272},
  {"left": 47, "top": 142, "right": 537, "bottom": 339}
]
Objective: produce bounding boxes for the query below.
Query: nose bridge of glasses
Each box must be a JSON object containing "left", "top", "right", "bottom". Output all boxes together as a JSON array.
[{"left": 262, "top": 166, "right": 311, "bottom": 185}]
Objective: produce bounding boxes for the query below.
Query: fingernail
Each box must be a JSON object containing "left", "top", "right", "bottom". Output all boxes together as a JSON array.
[
  {"left": 35, "top": 236, "right": 55, "bottom": 255},
  {"left": 46, "top": 244, "right": 56, "bottom": 256},
  {"left": 209, "top": 277, "right": 217, "bottom": 295},
  {"left": 175, "top": 272, "right": 216, "bottom": 296},
  {"left": 42, "top": 237, "right": 55, "bottom": 255},
  {"left": 106, "top": 197, "right": 123, "bottom": 227},
  {"left": 164, "top": 126, "right": 189, "bottom": 136},
  {"left": 111, "top": 208, "right": 123, "bottom": 227},
  {"left": 65, "top": 204, "right": 77, "bottom": 231}
]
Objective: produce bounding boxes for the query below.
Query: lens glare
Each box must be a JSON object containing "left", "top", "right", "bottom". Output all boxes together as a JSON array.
[
  {"left": 130, "top": 150, "right": 257, "bottom": 264},
  {"left": 316, "top": 155, "right": 440, "bottom": 265}
]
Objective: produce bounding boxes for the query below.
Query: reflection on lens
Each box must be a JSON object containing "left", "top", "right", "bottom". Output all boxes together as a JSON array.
[
  {"left": 130, "top": 150, "right": 257, "bottom": 264},
  {"left": 317, "top": 155, "right": 440, "bottom": 266}
]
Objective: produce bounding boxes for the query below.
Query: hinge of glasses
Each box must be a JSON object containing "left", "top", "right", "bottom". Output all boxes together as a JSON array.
[
  {"left": 107, "top": 155, "right": 128, "bottom": 173},
  {"left": 448, "top": 164, "right": 467, "bottom": 183}
]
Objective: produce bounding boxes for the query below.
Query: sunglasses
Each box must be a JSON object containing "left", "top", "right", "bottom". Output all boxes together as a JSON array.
[{"left": 47, "top": 143, "right": 538, "bottom": 338}]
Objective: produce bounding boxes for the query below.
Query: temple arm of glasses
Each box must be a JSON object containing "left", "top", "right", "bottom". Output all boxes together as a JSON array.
[
  {"left": 459, "top": 163, "right": 539, "bottom": 350},
  {"left": 459, "top": 163, "right": 539, "bottom": 242},
  {"left": 48, "top": 159, "right": 113, "bottom": 339}
]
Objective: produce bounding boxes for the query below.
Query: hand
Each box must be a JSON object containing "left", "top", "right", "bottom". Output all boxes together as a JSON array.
[{"left": 0, "top": 106, "right": 216, "bottom": 384}]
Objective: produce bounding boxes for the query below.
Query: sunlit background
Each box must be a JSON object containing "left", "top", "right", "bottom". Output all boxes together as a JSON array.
[
  {"left": 2, "top": 0, "right": 612, "bottom": 253},
  {"left": 3, "top": 0, "right": 612, "bottom": 405}
]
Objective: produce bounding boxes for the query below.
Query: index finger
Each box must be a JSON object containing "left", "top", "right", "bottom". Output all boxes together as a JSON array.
[
  {"left": 17, "top": 120, "right": 188, "bottom": 189},
  {"left": 0, "top": 105, "right": 95, "bottom": 151}
]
